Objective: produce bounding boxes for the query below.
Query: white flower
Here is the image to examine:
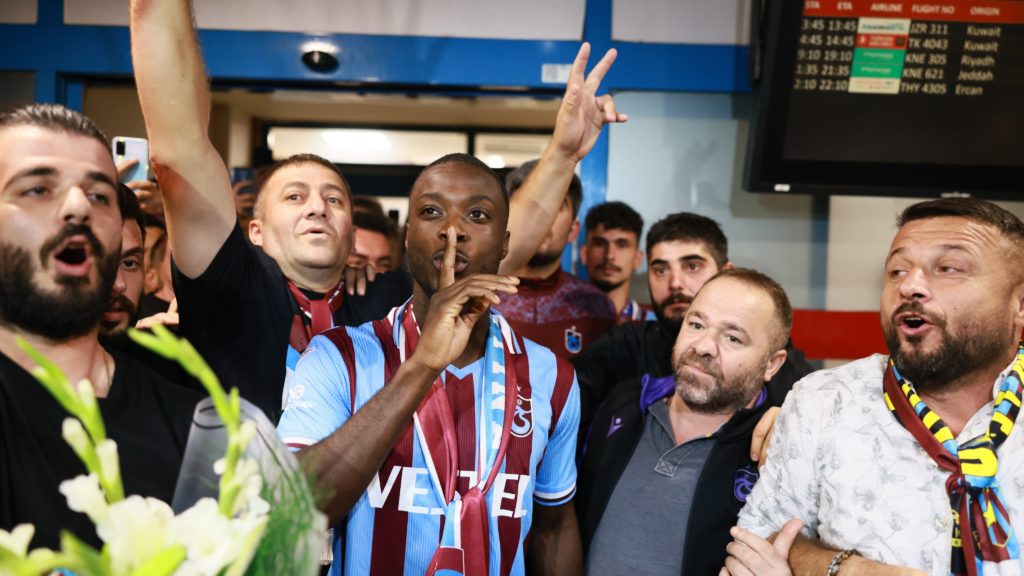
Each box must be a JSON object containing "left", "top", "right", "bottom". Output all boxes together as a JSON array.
[
  {"left": 237, "top": 421, "right": 256, "bottom": 452},
  {"left": 173, "top": 498, "right": 234, "bottom": 576},
  {"left": 61, "top": 418, "right": 89, "bottom": 458},
  {"left": 232, "top": 459, "right": 262, "bottom": 516},
  {"left": 76, "top": 378, "right": 97, "bottom": 413},
  {"left": 95, "top": 439, "right": 120, "bottom": 487},
  {"left": 96, "top": 496, "right": 177, "bottom": 574},
  {"left": 0, "top": 524, "right": 34, "bottom": 557},
  {"left": 59, "top": 474, "right": 108, "bottom": 524},
  {"left": 171, "top": 497, "right": 269, "bottom": 576}
]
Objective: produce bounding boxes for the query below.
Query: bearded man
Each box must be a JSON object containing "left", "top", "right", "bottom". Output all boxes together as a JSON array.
[
  {"left": 0, "top": 104, "right": 198, "bottom": 550},
  {"left": 734, "top": 198, "right": 1024, "bottom": 576},
  {"left": 575, "top": 268, "right": 793, "bottom": 575}
]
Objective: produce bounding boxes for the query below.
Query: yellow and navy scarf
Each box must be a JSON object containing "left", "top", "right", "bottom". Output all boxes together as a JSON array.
[{"left": 884, "top": 344, "right": 1024, "bottom": 576}]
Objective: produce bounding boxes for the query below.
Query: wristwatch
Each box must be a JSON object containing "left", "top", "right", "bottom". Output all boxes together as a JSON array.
[{"left": 826, "top": 549, "right": 858, "bottom": 576}]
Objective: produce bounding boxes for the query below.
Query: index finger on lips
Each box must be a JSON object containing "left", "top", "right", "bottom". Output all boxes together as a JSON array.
[{"left": 440, "top": 226, "right": 457, "bottom": 289}]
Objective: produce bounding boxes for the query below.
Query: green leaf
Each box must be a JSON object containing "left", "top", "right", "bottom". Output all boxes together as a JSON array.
[
  {"left": 59, "top": 531, "right": 109, "bottom": 575},
  {"left": 17, "top": 337, "right": 80, "bottom": 416},
  {"left": 129, "top": 545, "right": 186, "bottom": 576}
]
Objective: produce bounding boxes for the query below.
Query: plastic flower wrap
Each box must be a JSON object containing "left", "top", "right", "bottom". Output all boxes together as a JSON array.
[{"left": 0, "top": 326, "right": 325, "bottom": 576}]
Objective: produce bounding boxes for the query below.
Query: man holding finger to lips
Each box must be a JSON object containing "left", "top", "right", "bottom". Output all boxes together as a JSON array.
[{"left": 278, "top": 154, "right": 591, "bottom": 576}]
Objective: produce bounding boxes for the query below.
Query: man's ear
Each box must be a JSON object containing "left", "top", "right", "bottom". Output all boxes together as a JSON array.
[
  {"left": 633, "top": 249, "right": 644, "bottom": 273},
  {"left": 249, "top": 218, "right": 264, "bottom": 246},
  {"left": 502, "top": 230, "right": 510, "bottom": 261},
  {"left": 144, "top": 268, "right": 160, "bottom": 293},
  {"left": 763, "top": 348, "right": 788, "bottom": 383},
  {"left": 1012, "top": 280, "right": 1024, "bottom": 332},
  {"left": 723, "top": 260, "right": 735, "bottom": 271},
  {"left": 567, "top": 219, "right": 581, "bottom": 245}
]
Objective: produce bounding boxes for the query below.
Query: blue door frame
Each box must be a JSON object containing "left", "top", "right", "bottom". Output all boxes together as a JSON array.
[{"left": 1, "top": 0, "right": 752, "bottom": 274}]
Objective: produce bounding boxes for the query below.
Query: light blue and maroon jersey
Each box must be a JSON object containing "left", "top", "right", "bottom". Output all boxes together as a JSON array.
[
  {"left": 496, "top": 269, "right": 617, "bottom": 359},
  {"left": 276, "top": 308, "right": 580, "bottom": 576}
]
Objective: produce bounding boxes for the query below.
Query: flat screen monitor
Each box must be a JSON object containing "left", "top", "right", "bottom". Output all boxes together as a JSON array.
[{"left": 745, "top": 0, "right": 1024, "bottom": 198}]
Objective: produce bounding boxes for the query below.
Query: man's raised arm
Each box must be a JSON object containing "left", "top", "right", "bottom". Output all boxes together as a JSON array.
[
  {"left": 130, "top": 0, "right": 236, "bottom": 278},
  {"left": 500, "top": 43, "right": 628, "bottom": 274}
]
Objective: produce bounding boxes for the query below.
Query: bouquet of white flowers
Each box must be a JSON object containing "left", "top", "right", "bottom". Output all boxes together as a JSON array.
[{"left": 0, "top": 326, "right": 325, "bottom": 576}]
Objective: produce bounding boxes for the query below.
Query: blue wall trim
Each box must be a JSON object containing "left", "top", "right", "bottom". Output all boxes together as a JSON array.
[
  {"left": 2, "top": 0, "right": 758, "bottom": 277},
  {"left": 0, "top": 24, "right": 751, "bottom": 93}
]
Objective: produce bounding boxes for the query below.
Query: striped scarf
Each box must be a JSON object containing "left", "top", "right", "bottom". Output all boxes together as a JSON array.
[
  {"left": 396, "top": 302, "right": 517, "bottom": 576},
  {"left": 883, "top": 344, "right": 1024, "bottom": 576}
]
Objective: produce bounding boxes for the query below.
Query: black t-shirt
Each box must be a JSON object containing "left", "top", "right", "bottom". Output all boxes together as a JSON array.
[
  {"left": 138, "top": 293, "right": 171, "bottom": 319},
  {"left": 573, "top": 321, "right": 815, "bottom": 431},
  {"left": 107, "top": 335, "right": 202, "bottom": 393},
  {"left": 0, "top": 348, "right": 200, "bottom": 549},
  {"left": 173, "top": 224, "right": 412, "bottom": 423}
]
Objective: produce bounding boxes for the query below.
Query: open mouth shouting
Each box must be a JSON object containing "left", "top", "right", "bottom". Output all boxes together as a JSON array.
[
  {"left": 40, "top": 225, "right": 105, "bottom": 281},
  {"left": 892, "top": 304, "right": 940, "bottom": 339},
  {"left": 50, "top": 238, "right": 95, "bottom": 278}
]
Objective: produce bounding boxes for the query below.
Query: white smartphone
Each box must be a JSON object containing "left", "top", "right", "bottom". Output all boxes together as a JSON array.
[{"left": 112, "top": 136, "right": 150, "bottom": 183}]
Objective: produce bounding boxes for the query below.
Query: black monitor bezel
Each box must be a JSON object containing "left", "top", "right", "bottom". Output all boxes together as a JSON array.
[{"left": 744, "top": 0, "right": 1024, "bottom": 199}]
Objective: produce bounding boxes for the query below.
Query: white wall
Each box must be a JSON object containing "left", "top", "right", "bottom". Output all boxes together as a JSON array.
[
  {"left": 827, "top": 196, "right": 1024, "bottom": 311},
  {"left": 606, "top": 92, "right": 821, "bottom": 309},
  {"left": 613, "top": 0, "right": 750, "bottom": 45},
  {"left": 65, "top": 0, "right": 584, "bottom": 40}
]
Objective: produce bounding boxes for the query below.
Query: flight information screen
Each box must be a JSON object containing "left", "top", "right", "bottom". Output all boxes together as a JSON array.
[{"left": 783, "top": 0, "right": 1024, "bottom": 167}]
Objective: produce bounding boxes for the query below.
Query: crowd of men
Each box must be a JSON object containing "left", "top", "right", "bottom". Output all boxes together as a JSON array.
[{"left": 2, "top": 1, "right": 1023, "bottom": 575}]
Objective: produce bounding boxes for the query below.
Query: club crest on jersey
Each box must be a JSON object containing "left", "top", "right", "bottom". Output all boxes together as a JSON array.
[
  {"left": 511, "top": 385, "right": 533, "bottom": 438},
  {"left": 564, "top": 326, "right": 582, "bottom": 354}
]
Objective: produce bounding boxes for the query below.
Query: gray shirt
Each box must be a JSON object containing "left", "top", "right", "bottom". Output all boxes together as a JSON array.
[{"left": 586, "top": 398, "right": 715, "bottom": 576}]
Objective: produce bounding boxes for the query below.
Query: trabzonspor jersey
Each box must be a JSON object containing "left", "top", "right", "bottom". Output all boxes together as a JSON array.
[
  {"left": 496, "top": 269, "right": 617, "bottom": 359},
  {"left": 277, "top": 314, "right": 580, "bottom": 576}
]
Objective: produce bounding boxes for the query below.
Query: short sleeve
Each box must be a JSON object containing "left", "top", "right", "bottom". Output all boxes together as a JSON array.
[
  {"left": 276, "top": 334, "right": 354, "bottom": 451},
  {"left": 737, "top": 378, "right": 824, "bottom": 538},
  {"left": 173, "top": 224, "right": 260, "bottom": 327},
  {"left": 534, "top": 375, "right": 580, "bottom": 507}
]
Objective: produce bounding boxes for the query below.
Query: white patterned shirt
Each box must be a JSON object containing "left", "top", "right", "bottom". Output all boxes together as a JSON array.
[{"left": 738, "top": 354, "right": 1024, "bottom": 575}]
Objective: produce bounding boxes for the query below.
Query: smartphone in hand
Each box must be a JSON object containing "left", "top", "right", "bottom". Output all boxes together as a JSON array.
[{"left": 113, "top": 136, "right": 150, "bottom": 183}]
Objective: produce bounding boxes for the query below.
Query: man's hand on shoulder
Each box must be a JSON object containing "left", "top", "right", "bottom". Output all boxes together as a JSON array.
[{"left": 344, "top": 261, "right": 378, "bottom": 296}]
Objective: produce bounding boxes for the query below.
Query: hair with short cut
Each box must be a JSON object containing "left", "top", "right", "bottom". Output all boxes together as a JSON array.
[
  {"left": 253, "top": 154, "right": 352, "bottom": 219},
  {"left": 705, "top": 267, "right": 792, "bottom": 351},
  {"left": 505, "top": 158, "right": 583, "bottom": 218},
  {"left": 584, "top": 201, "right": 643, "bottom": 239},
  {"left": 354, "top": 208, "right": 398, "bottom": 240},
  {"left": 0, "top": 104, "right": 123, "bottom": 215},
  {"left": 424, "top": 153, "right": 506, "bottom": 197},
  {"left": 120, "top": 184, "right": 147, "bottom": 245},
  {"left": 142, "top": 213, "right": 166, "bottom": 231},
  {"left": 897, "top": 198, "right": 1024, "bottom": 247},
  {"left": 646, "top": 212, "right": 728, "bottom": 267},
  {"left": 352, "top": 195, "right": 386, "bottom": 217},
  {"left": 0, "top": 103, "right": 109, "bottom": 152},
  {"left": 151, "top": 228, "right": 168, "bottom": 264}
]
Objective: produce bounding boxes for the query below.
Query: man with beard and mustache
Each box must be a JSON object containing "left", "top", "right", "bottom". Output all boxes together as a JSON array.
[
  {"left": 277, "top": 154, "right": 584, "bottom": 575},
  {"left": 573, "top": 212, "right": 813, "bottom": 436},
  {"left": 580, "top": 201, "right": 655, "bottom": 324},
  {"left": 732, "top": 198, "right": 1024, "bottom": 576},
  {"left": 495, "top": 159, "right": 617, "bottom": 359},
  {"left": 0, "top": 104, "right": 199, "bottom": 550},
  {"left": 99, "top": 186, "right": 200, "bottom": 390},
  {"left": 575, "top": 268, "right": 793, "bottom": 575}
]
